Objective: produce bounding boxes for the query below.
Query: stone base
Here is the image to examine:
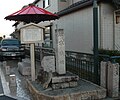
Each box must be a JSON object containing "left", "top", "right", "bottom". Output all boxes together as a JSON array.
[
  {"left": 26, "top": 79, "right": 106, "bottom": 100},
  {"left": 18, "top": 61, "right": 31, "bottom": 76},
  {"left": 51, "top": 73, "right": 79, "bottom": 89}
]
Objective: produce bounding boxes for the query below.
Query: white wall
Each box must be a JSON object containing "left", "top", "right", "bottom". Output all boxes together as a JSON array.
[
  {"left": 100, "top": 3, "right": 114, "bottom": 50},
  {"left": 52, "top": 2, "right": 115, "bottom": 53},
  {"left": 35, "top": 0, "right": 58, "bottom": 13},
  {"left": 53, "top": 7, "right": 94, "bottom": 54},
  {"left": 45, "top": 0, "right": 58, "bottom": 13},
  {"left": 16, "top": 1, "right": 116, "bottom": 54},
  {"left": 35, "top": 0, "right": 43, "bottom": 8},
  {"left": 68, "top": 0, "right": 82, "bottom": 5},
  {"left": 114, "top": 15, "right": 120, "bottom": 50},
  {"left": 58, "top": 0, "right": 69, "bottom": 11}
]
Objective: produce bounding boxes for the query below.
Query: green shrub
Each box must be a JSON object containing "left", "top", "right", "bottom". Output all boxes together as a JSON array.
[
  {"left": 98, "top": 49, "right": 120, "bottom": 56},
  {"left": 98, "top": 49, "right": 120, "bottom": 63}
]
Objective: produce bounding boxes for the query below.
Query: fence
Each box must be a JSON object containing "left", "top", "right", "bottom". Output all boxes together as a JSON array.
[
  {"left": 25, "top": 47, "right": 120, "bottom": 85},
  {"left": 66, "top": 51, "right": 99, "bottom": 84}
]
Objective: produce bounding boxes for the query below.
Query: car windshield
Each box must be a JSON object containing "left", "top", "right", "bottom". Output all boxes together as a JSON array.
[{"left": 2, "top": 39, "right": 20, "bottom": 46}]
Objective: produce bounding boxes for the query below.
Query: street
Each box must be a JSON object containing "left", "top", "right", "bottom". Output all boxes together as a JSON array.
[{"left": 0, "top": 60, "right": 33, "bottom": 100}]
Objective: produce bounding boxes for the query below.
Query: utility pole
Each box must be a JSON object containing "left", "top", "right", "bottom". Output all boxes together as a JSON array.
[{"left": 93, "top": 0, "right": 99, "bottom": 84}]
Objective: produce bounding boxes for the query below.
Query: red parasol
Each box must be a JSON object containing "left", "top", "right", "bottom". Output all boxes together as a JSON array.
[{"left": 4, "top": 4, "right": 59, "bottom": 23}]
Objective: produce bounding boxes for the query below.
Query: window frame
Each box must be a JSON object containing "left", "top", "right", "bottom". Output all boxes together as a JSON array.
[{"left": 43, "top": 0, "right": 50, "bottom": 8}]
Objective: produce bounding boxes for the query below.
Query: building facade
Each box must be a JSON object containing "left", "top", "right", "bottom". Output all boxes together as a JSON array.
[{"left": 14, "top": 0, "right": 120, "bottom": 54}]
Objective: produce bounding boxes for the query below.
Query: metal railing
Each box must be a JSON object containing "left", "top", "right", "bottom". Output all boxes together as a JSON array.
[
  {"left": 25, "top": 47, "right": 120, "bottom": 85},
  {"left": 25, "top": 46, "right": 55, "bottom": 62},
  {"left": 66, "top": 51, "right": 98, "bottom": 83}
]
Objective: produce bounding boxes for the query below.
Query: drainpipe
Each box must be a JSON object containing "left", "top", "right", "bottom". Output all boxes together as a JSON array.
[
  {"left": 113, "top": 11, "right": 116, "bottom": 50},
  {"left": 93, "top": 0, "right": 99, "bottom": 84}
]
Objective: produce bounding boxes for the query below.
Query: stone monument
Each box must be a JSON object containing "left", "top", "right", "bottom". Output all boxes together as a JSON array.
[
  {"left": 38, "top": 29, "right": 79, "bottom": 90},
  {"left": 55, "top": 29, "right": 66, "bottom": 75},
  {"left": 50, "top": 29, "right": 79, "bottom": 89}
]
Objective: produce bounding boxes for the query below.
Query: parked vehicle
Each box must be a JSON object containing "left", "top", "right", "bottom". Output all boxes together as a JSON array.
[{"left": 0, "top": 38, "right": 25, "bottom": 61}]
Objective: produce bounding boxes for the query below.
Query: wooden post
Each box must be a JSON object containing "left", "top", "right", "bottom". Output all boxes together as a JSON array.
[{"left": 30, "top": 43, "right": 35, "bottom": 81}]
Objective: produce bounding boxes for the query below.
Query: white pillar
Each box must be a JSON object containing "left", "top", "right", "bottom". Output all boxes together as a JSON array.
[
  {"left": 30, "top": 43, "right": 35, "bottom": 81},
  {"left": 107, "top": 61, "right": 119, "bottom": 97},
  {"left": 55, "top": 29, "right": 66, "bottom": 74}
]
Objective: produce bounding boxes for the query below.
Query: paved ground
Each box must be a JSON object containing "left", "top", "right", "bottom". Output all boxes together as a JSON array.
[
  {"left": 0, "top": 60, "right": 33, "bottom": 100},
  {"left": 0, "top": 59, "right": 119, "bottom": 100},
  {"left": 0, "top": 77, "right": 3, "bottom": 95}
]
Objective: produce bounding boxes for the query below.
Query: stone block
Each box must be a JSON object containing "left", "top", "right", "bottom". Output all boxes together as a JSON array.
[
  {"left": 43, "top": 71, "right": 52, "bottom": 89},
  {"left": 9, "top": 74, "right": 16, "bottom": 86},
  {"left": 41, "top": 56, "right": 55, "bottom": 72},
  {"left": 60, "top": 82, "right": 69, "bottom": 89},
  {"left": 18, "top": 62, "right": 31, "bottom": 75},
  {"left": 107, "top": 62, "right": 119, "bottom": 97},
  {"left": 3, "top": 61, "right": 7, "bottom": 68},
  {"left": 69, "top": 81, "right": 78, "bottom": 87},
  {"left": 100, "top": 61, "right": 107, "bottom": 88},
  {"left": 52, "top": 84, "right": 61, "bottom": 89},
  {"left": 5, "top": 66, "right": 10, "bottom": 75},
  {"left": 52, "top": 76, "right": 79, "bottom": 83}
]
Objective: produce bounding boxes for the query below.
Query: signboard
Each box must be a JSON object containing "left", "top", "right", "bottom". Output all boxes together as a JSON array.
[
  {"left": 21, "top": 28, "right": 43, "bottom": 43},
  {"left": 20, "top": 23, "right": 44, "bottom": 44}
]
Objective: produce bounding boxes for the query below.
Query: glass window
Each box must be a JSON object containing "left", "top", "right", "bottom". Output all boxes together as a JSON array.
[
  {"left": 43, "top": 26, "right": 53, "bottom": 48},
  {"left": 60, "top": 0, "right": 67, "bottom": 2},
  {"left": 43, "top": 0, "right": 50, "bottom": 8},
  {"left": 2, "top": 39, "right": 20, "bottom": 46}
]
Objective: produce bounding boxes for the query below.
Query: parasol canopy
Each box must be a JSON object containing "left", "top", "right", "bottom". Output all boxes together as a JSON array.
[{"left": 4, "top": 4, "right": 59, "bottom": 23}]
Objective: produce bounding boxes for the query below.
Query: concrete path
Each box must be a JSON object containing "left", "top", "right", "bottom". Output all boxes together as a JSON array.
[
  {"left": 0, "top": 77, "right": 3, "bottom": 95},
  {"left": 0, "top": 60, "right": 33, "bottom": 100},
  {"left": 0, "top": 59, "right": 119, "bottom": 100}
]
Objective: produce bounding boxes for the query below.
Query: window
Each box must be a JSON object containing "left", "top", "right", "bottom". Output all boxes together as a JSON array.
[
  {"left": 60, "top": 0, "right": 67, "bottom": 2},
  {"left": 43, "top": 26, "right": 53, "bottom": 48},
  {"left": 2, "top": 39, "right": 20, "bottom": 46},
  {"left": 43, "top": 0, "right": 50, "bottom": 8}
]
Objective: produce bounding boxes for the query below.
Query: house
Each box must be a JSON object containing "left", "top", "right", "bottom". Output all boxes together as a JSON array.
[{"left": 14, "top": 0, "right": 120, "bottom": 54}]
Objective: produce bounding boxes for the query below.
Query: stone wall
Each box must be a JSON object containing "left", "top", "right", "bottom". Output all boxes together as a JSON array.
[{"left": 26, "top": 79, "right": 106, "bottom": 100}]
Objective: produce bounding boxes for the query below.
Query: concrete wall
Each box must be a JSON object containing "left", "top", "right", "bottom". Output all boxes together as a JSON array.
[
  {"left": 52, "top": 2, "right": 116, "bottom": 53},
  {"left": 100, "top": 3, "right": 114, "bottom": 50},
  {"left": 58, "top": 0, "right": 69, "bottom": 11},
  {"left": 35, "top": 0, "right": 43, "bottom": 8},
  {"left": 114, "top": 12, "right": 120, "bottom": 50},
  {"left": 35, "top": 0, "right": 58, "bottom": 14},
  {"left": 115, "top": 20, "right": 120, "bottom": 50},
  {"left": 16, "top": 1, "right": 117, "bottom": 54},
  {"left": 45, "top": 0, "right": 58, "bottom": 13},
  {"left": 53, "top": 7, "right": 94, "bottom": 53}
]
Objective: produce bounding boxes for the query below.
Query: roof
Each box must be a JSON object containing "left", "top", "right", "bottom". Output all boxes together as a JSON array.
[
  {"left": 33, "top": 0, "right": 40, "bottom": 4},
  {"left": 19, "top": 23, "right": 45, "bottom": 30},
  {"left": 57, "top": 0, "right": 113, "bottom": 16}
]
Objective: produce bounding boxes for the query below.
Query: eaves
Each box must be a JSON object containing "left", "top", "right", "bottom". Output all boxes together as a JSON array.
[
  {"left": 57, "top": 0, "right": 112, "bottom": 17},
  {"left": 33, "top": 0, "right": 40, "bottom": 4}
]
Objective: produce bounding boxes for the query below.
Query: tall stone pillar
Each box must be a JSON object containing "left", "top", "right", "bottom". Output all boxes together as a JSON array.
[
  {"left": 107, "top": 61, "right": 119, "bottom": 97},
  {"left": 55, "top": 29, "right": 66, "bottom": 75}
]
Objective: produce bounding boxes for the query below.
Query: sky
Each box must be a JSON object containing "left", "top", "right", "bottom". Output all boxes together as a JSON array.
[{"left": 0, "top": 0, "right": 34, "bottom": 37}]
